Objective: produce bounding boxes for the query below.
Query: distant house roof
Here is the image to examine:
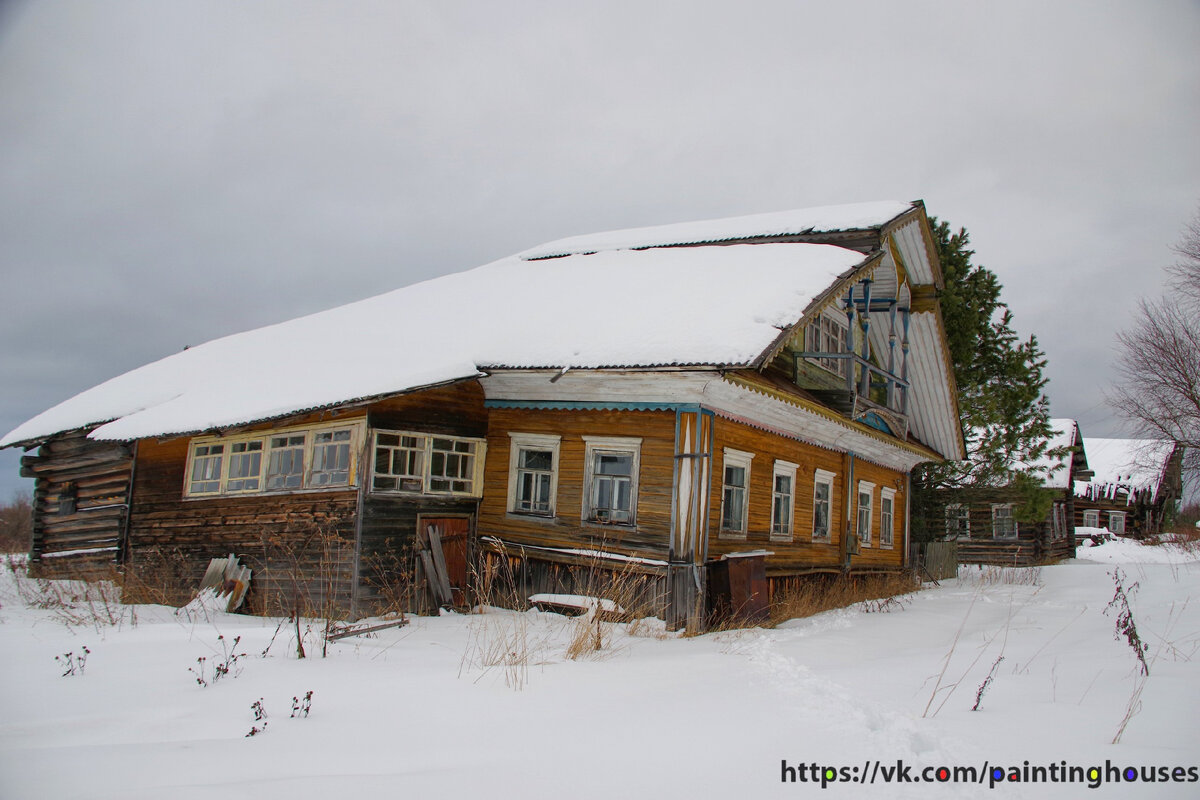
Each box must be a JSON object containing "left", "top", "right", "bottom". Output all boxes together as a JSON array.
[
  {"left": 964, "top": 418, "right": 1084, "bottom": 489},
  {"left": 1074, "top": 437, "right": 1179, "bottom": 504},
  {"left": 3, "top": 200, "right": 959, "bottom": 455}
]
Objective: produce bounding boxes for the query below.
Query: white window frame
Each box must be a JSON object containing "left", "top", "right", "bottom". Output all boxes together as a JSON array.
[
  {"left": 265, "top": 432, "right": 308, "bottom": 492},
  {"left": 857, "top": 481, "right": 875, "bottom": 547},
  {"left": 991, "top": 504, "right": 1018, "bottom": 540},
  {"left": 1081, "top": 509, "right": 1100, "bottom": 528},
  {"left": 805, "top": 310, "right": 849, "bottom": 378},
  {"left": 719, "top": 448, "right": 755, "bottom": 539},
  {"left": 582, "top": 436, "right": 642, "bottom": 526},
  {"left": 506, "top": 433, "right": 562, "bottom": 517},
  {"left": 1107, "top": 511, "right": 1126, "bottom": 535},
  {"left": 879, "top": 487, "right": 896, "bottom": 549},
  {"left": 370, "top": 429, "right": 486, "bottom": 498},
  {"left": 812, "top": 468, "right": 836, "bottom": 542},
  {"left": 770, "top": 460, "right": 799, "bottom": 542},
  {"left": 945, "top": 503, "right": 970, "bottom": 539},
  {"left": 371, "top": 432, "right": 427, "bottom": 493},
  {"left": 184, "top": 420, "right": 364, "bottom": 498}
]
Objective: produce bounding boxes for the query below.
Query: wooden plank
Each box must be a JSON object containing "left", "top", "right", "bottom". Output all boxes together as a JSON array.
[
  {"left": 325, "top": 619, "right": 409, "bottom": 641},
  {"left": 427, "top": 526, "right": 454, "bottom": 605},
  {"left": 418, "top": 550, "right": 449, "bottom": 606}
]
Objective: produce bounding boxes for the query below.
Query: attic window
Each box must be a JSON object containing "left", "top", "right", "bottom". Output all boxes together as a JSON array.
[{"left": 804, "top": 313, "right": 848, "bottom": 378}]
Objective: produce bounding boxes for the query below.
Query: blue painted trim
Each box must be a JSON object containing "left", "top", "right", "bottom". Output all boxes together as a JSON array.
[
  {"left": 485, "top": 400, "right": 701, "bottom": 412},
  {"left": 860, "top": 411, "right": 896, "bottom": 435}
]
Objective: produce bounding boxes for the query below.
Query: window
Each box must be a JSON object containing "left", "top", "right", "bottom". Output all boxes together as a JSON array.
[
  {"left": 805, "top": 312, "right": 849, "bottom": 377},
  {"left": 1108, "top": 511, "right": 1126, "bottom": 534},
  {"left": 226, "top": 440, "right": 264, "bottom": 493},
  {"left": 266, "top": 434, "right": 306, "bottom": 490},
  {"left": 770, "top": 460, "right": 799, "bottom": 541},
  {"left": 812, "top": 469, "right": 836, "bottom": 541},
  {"left": 506, "top": 433, "right": 561, "bottom": 516},
  {"left": 1081, "top": 509, "right": 1100, "bottom": 528},
  {"left": 370, "top": 430, "right": 486, "bottom": 497},
  {"left": 309, "top": 428, "right": 355, "bottom": 487},
  {"left": 1050, "top": 502, "right": 1068, "bottom": 540},
  {"left": 857, "top": 481, "right": 875, "bottom": 546},
  {"left": 582, "top": 436, "right": 641, "bottom": 525},
  {"left": 945, "top": 503, "right": 970, "bottom": 539},
  {"left": 879, "top": 487, "right": 896, "bottom": 548},
  {"left": 373, "top": 433, "right": 426, "bottom": 492},
  {"left": 189, "top": 443, "right": 224, "bottom": 495},
  {"left": 184, "top": 421, "right": 364, "bottom": 498},
  {"left": 720, "top": 448, "right": 754, "bottom": 537},
  {"left": 992, "top": 504, "right": 1017, "bottom": 539},
  {"left": 429, "top": 437, "right": 479, "bottom": 493}
]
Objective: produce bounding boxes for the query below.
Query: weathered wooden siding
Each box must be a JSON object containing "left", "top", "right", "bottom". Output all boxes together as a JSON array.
[
  {"left": 357, "top": 382, "right": 488, "bottom": 614},
  {"left": 707, "top": 416, "right": 907, "bottom": 573},
  {"left": 125, "top": 432, "right": 359, "bottom": 614},
  {"left": 939, "top": 490, "right": 1075, "bottom": 566},
  {"left": 21, "top": 432, "right": 133, "bottom": 578},
  {"left": 368, "top": 381, "right": 488, "bottom": 438},
  {"left": 478, "top": 407, "right": 677, "bottom": 562}
]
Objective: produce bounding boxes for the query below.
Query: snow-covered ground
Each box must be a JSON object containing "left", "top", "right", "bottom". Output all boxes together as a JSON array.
[{"left": 1, "top": 540, "right": 1197, "bottom": 799}]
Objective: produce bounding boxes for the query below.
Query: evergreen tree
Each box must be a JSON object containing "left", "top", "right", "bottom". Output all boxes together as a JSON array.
[{"left": 911, "top": 219, "right": 1061, "bottom": 538}]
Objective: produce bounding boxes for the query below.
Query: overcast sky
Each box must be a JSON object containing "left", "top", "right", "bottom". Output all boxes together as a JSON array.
[{"left": 1, "top": 0, "right": 1198, "bottom": 499}]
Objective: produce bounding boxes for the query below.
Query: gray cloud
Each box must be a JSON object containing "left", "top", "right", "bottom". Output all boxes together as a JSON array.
[{"left": 2, "top": 0, "right": 1198, "bottom": 497}]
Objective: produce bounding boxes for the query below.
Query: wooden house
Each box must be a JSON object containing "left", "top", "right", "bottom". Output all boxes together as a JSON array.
[
  {"left": 931, "top": 419, "right": 1089, "bottom": 567},
  {"left": 1073, "top": 437, "right": 1183, "bottom": 538},
  {"left": 3, "top": 200, "right": 964, "bottom": 627}
]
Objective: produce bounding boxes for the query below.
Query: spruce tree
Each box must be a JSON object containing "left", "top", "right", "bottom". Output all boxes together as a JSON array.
[{"left": 910, "top": 218, "right": 1061, "bottom": 539}]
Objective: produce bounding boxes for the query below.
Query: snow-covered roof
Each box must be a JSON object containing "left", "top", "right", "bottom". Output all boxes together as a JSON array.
[
  {"left": 1074, "top": 437, "right": 1178, "bottom": 504},
  {"left": 519, "top": 201, "right": 915, "bottom": 260},
  {"left": 1026, "top": 418, "right": 1082, "bottom": 489},
  {"left": 962, "top": 418, "right": 1081, "bottom": 488},
  {"left": 3, "top": 242, "right": 868, "bottom": 445}
]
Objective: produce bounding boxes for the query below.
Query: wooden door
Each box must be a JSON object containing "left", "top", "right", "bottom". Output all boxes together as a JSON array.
[{"left": 424, "top": 516, "right": 470, "bottom": 607}]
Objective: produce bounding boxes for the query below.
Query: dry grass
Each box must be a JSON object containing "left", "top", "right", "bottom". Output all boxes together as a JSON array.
[
  {"left": 957, "top": 564, "right": 1043, "bottom": 587},
  {"left": 4, "top": 555, "right": 132, "bottom": 630},
  {"left": 121, "top": 547, "right": 196, "bottom": 606},
  {"left": 768, "top": 571, "right": 919, "bottom": 627}
]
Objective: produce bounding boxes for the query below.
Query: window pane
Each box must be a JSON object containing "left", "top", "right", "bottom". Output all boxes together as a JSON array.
[
  {"left": 597, "top": 453, "right": 632, "bottom": 476},
  {"left": 725, "top": 465, "right": 745, "bottom": 488},
  {"left": 521, "top": 449, "right": 552, "bottom": 471}
]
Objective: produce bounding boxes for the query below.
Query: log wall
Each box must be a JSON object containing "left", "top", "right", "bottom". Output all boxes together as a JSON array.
[
  {"left": 934, "top": 489, "right": 1075, "bottom": 567},
  {"left": 125, "top": 429, "right": 360, "bottom": 615},
  {"left": 21, "top": 432, "right": 133, "bottom": 578}
]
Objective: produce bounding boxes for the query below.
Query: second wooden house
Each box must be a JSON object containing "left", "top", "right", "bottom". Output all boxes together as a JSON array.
[{"left": 1073, "top": 437, "right": 1183, "bottom": 538}]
